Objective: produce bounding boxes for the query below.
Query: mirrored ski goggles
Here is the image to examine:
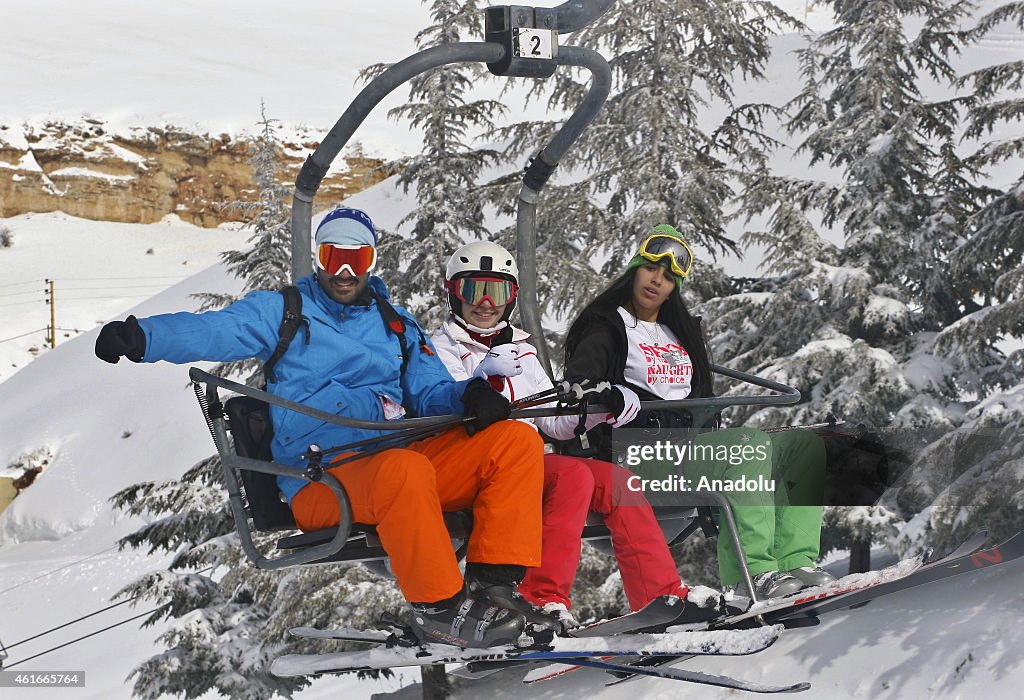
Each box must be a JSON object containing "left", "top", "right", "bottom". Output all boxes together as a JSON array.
[
  {"left": 445, "top": 276, "right": 519, "bottom": 307},
  {"left": 637, "top": 234, "right": 694, "bottom": 279},
  {"left": 316, "top": 243, "right": 378, "bottom": 277}
]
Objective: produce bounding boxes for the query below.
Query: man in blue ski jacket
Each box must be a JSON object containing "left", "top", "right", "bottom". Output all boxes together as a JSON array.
[{"left": 95, "top": 207, "right": 544, "bottom": 648}]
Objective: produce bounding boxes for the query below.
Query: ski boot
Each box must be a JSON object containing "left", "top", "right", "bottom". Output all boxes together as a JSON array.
[
  {"left": 464, "top": 563, "right": 563, "bottom": 641},
  {"left": 409, "top": 591, "right": 525, "bottom": 649},
  {"left": 540, "top": 602, "right": 580, "bottom": 632},
  {"left": 752, "top": 570, "right": 804, "bottom": 598},
  {"left": 787, "top": 566, "right": 836, "bottom": 588},
  {"left": 627, "top": 586, "right": 733, "bottom": 632}
]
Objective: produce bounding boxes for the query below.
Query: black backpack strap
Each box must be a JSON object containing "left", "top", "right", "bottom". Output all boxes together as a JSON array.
[
  {"left": 263, "top": 285, "right": 310, "bottom": 384},
  {"left": 370, "top": 289, "right": 436, "bottom": 375},
  {"left": 371, "top": 289, "right": 412, "bottom": 373}
]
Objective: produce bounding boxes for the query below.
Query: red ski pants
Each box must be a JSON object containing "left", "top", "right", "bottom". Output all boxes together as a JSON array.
[
  {"left": 518, "top": 455, "right": 685, "bottom": 612},
  {"left": 289, "top": 420, "right": 544, "bottom": 604}
]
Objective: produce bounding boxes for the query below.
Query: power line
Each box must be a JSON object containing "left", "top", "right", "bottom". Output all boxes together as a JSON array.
[
  {"left": 58, "top": 275, "right": 191, "bottom": 281},
  {"left": 1, "top": 599, "right": 135, "bottom": 651},
  {"left": 1, "top": 272, "right": 192, "bottom": 286},
  {"left": 1, "top": 564, "right": 215, "bottom": 667},
  {"left": 58, "top": 294, "right": 152, "bottom": 301},
  {"left": 0, "top": 289, "right": 43, "bottom": 299},
  {"left": 0, "top": 328, "right": 48, "bottom": 344},
  {"left": 2, "top": 606, "right": 167, "bottom": 669},
  {"left": 0, "top": 300, "right": 42, "bottom": 309}
]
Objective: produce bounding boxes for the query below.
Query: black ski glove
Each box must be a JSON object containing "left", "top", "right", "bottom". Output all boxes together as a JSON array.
[
  {"left": 461, "top": 378, "right": 511, "bottom": 436},
  {"left": 596, "top": 384, "right": 641, "bottom": 427},
  {"left": 95, "top": 315, "right": 146, "bottom": 363}
]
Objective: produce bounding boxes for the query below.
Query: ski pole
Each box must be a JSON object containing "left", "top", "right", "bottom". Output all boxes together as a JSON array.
[
  {"left": 512, "top": 390, "right": 576, "bottom": 410},
  {"left": 511, "top": 384, "right": 566, "bottom": 407},
  {"left": 316, "top": 418, "right": 474, "bottom": 468},
  {"left": 318, "top": 416, "right": 472, "bottom": 458},
  {"left": 512, "top": 378, "right": 599, "bottom": 409}
]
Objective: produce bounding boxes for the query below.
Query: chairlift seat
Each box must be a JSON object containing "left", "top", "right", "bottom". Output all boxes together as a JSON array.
[
  {"left": 223, "top": 395, "right": 475, "bottom": 562},
  {"left": 222, "top": 394, "right": 716, "bottom": 564}
]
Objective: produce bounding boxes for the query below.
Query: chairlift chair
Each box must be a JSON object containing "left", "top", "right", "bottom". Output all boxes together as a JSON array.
[
  {"left": 188, "top": 0, "right": 842, "bottom": 607},
  {"left": 190, "top": 362, "right": 807, "bottom": 607}
]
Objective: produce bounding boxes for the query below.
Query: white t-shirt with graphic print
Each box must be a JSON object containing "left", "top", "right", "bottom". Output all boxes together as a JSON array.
[{"left": 617, "top": 306, "right": 693, "bottom": 400}]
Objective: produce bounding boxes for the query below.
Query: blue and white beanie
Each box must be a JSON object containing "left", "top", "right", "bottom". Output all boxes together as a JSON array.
[{"left": 315, "top": 207, "right": 377, "bottom": 247}]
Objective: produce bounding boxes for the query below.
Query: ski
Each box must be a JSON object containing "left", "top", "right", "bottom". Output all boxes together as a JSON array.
[
  {"left": 289, "top": 593, "right": 686, "bottom": 646},
  {"left": 769, "top": 529, "right": 1024, "bottom": 623},
  {"left": 714, "top": 529, "right": 1002, "bottom": 628},
  {"left": 289, "top": 626, "right": 391, "bottom": 644},
  {"left": 593, "top": 529, "right": 1022, "bottom": 687},
  {"left": 570, "top": 591, "right": 693, "bottom": 636},
  {"left": 453, "top": 589, "right": 705, "bottom": 679},
  {"left": 569, "top": 656, "right": 810, "bottom": 693},
  {"left": 270, "top": 625, "right": 782, "bottom": 677},
  {"left": 543, "top": 530, "right": 1014, "bottom": 687}
]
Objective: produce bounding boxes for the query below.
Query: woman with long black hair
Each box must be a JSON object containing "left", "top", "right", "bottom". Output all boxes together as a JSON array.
[{"left": 563, "top": 226, "right": 834, "bottom": 598}]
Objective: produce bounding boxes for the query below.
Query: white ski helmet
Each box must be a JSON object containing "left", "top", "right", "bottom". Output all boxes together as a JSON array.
[
  {"left": 445, "top": 241, "right": 519, "bottom": 283},
  {"left": 445, "top": 241, "right": 519, "bottom": 328}
]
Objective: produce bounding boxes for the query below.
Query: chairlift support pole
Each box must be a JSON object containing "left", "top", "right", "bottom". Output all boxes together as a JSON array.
[{"left": 515, "top": 44, "right": 610, "bottom": 376}]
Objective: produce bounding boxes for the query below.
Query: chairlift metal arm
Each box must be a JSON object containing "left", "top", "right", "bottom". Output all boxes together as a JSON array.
[
  {"left": 548, "top": 0, "right": 616, "bottom": 33},
  {"left": 192, "top": 375, "right": 356, "bottom": 569},
  {"left": 190, "top": 363, "right": 798, "bottom": 443},
  {"left": 516, "top": 44, "right": 612, "bottom": 374},
  {"left": 188, "top": 367, "right": 461, "bottom": 431},
  {"left": 222, "top": 453, "right": 354, "bottom": 570},
  {"left": 290, "top": 42, "right": 505, "bottom": 280},
  {"left": 190, "top": 364, "right": 798, "bottom": 429}
]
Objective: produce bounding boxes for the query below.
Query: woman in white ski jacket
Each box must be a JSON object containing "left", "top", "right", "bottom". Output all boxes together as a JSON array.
[{"left": 431, "top": 241, "right": 718, "bottom": 626}]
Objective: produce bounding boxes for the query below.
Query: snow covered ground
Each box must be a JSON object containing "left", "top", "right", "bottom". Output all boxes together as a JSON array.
[
  {"left": 449, "top": 552, "right": 1024, "bottom": 699},
  {"left": 2, "top": 1, "right": 1023, "bottom": 699},
  {"left": 1, "top": 262, "right": 1021, "bottom": 699}
]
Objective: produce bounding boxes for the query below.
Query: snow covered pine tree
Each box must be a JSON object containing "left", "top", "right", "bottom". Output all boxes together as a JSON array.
[{"left": 701, "top": 0, "right": 1022, "bottom": 564}]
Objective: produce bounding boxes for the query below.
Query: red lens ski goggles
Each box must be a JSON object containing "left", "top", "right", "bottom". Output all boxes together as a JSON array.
[
  {"left": 445, "top": 276, "right": 519, "bottom": 306},
  {"left": 316, "top": 244, "right": 378, "bottom": 277}
]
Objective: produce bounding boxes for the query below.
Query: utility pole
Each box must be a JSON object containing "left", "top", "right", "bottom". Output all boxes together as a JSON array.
[{"left": 44, "top": 278, "right": 56, "bottom": 348}]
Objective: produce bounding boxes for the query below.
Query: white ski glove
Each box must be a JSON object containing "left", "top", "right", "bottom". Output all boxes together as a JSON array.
[
  {"left": 603, "top": 384, "right": 641, "bottom": 427},
  {"left": 472, "top": 344, "right": 524, "bottom": 379}
]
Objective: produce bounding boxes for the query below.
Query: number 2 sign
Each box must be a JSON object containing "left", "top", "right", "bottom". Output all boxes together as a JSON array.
[{"left": 513, "top": 28, "right": 556, "bottom": 60}]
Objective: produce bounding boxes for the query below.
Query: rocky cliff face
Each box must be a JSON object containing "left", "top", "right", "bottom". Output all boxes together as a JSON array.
[{"left": 0, "top": 119, "right": 388, "bottom": 226}]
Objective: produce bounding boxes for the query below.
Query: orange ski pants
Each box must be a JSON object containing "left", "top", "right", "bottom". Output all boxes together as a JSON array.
[{"left": 289, "top": 420, "right": 544, "bottom": 603}]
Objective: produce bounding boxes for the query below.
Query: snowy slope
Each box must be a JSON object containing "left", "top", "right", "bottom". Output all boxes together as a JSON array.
[
  {"left": 447, "top": 552, "right": 1024, "bottom": 699},
  {"left": 0, "top": 213, "right": 251, "bottom": 382}
]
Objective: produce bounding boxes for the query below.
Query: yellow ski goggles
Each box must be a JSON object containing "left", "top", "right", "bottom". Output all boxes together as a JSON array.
[{"left": 634, "top": 231, "right": 694, "bottom": 279}]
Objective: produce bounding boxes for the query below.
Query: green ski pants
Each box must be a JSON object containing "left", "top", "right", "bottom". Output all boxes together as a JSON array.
[
  {"left": 624, "top": 426, "right": 826, "bottom": 586},
  {"left": 684, "top": 427, "right": 826, "bottom": 585}
]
